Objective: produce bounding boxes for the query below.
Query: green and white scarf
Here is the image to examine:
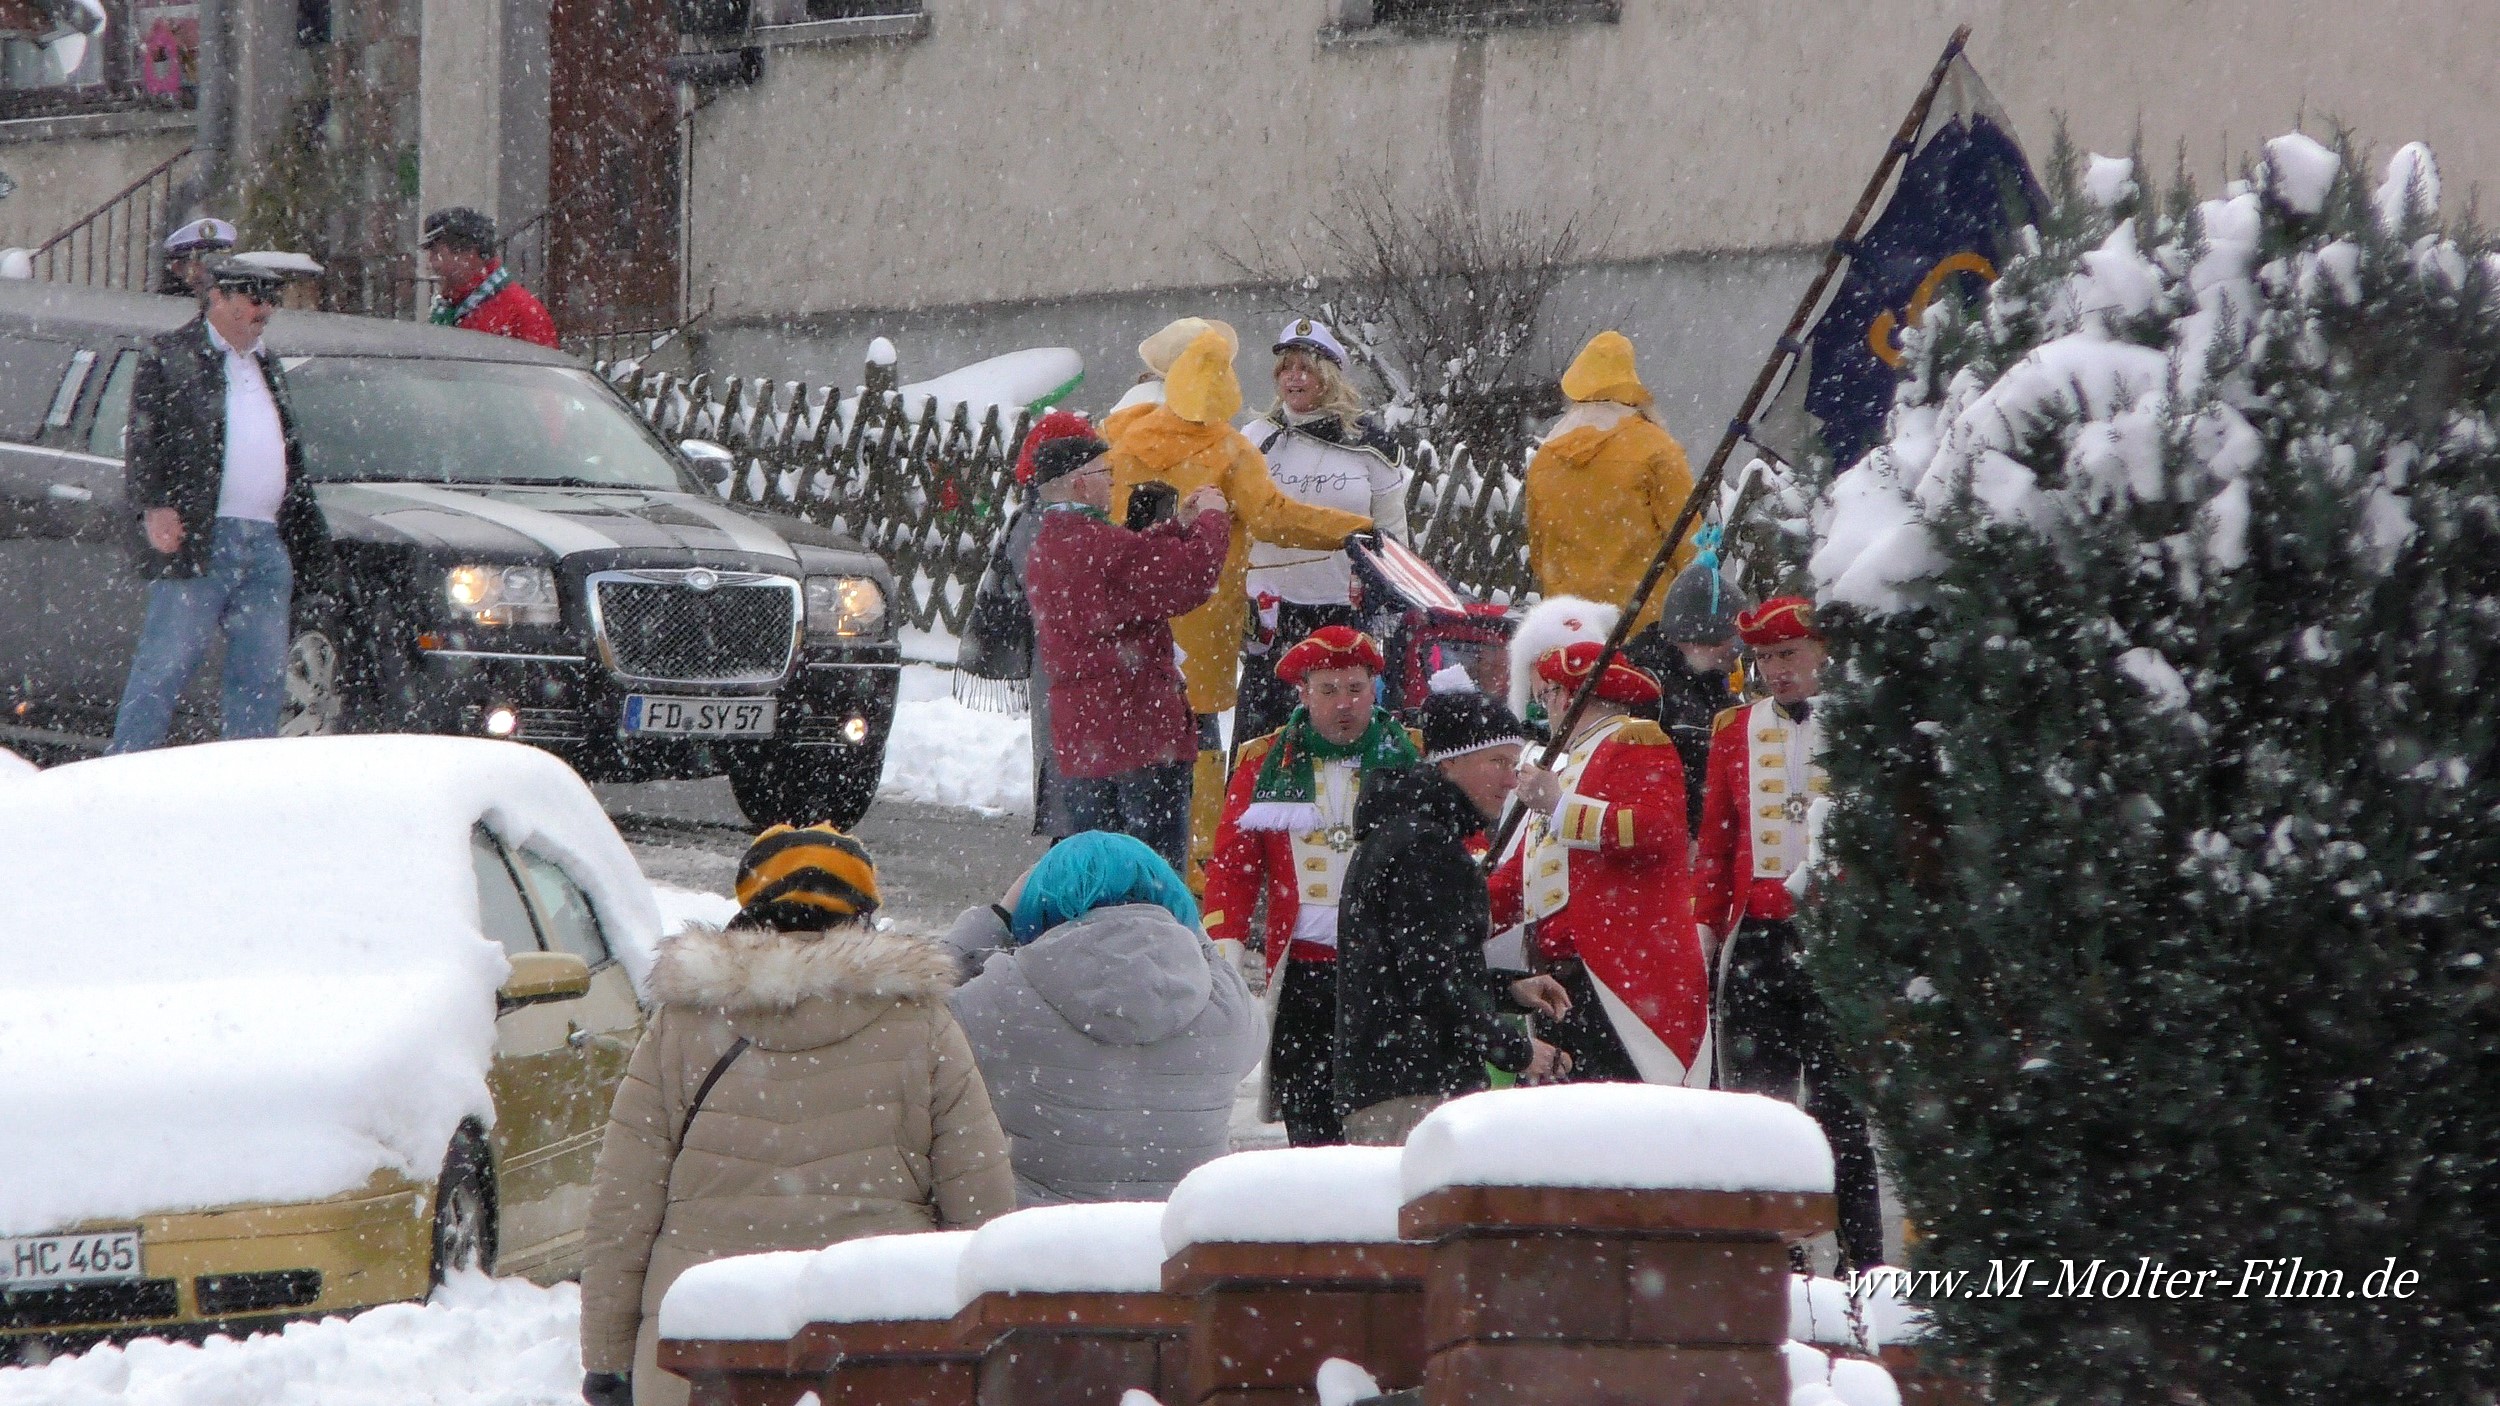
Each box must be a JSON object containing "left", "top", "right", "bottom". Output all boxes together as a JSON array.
[
  {"left": 1235, "top": 706, "right": 1418, "bottom": 833},
  {"left": 431, "top": 263, "right": 511, "bottom": 327}
]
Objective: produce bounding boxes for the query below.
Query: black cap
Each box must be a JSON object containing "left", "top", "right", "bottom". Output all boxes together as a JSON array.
[
  {"left": 1421, "top": 685, "right": 1526, "bottom": 762},
  {"left": 203, "top": 255, "right": 288, "bottom": 295},
  {"left": 1030, "top": 436, "right": 1110, "bottom": 486},
  {"left": 420, "top": 206, "right": 497, "bottom": 254},
  {"left": 1656, "top": 560, "right": 1753, "bottom": 645}
]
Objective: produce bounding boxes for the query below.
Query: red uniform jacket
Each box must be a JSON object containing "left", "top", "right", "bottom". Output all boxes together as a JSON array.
[
  {"left": 1693, "top": 700, "right": 1813, "bottom": 933},
  {"left": 1026, "top": 505, "right": 1229, "bottom": 779},
  {"left": 1202, "top": 719, "right": 1419, "bottom": 979},
  {"left": 447, "top": 265, "right": 560, "bottom": 348},
  {"left": 1488, "top": 717, "right": 1709, "bottom": 1074}
]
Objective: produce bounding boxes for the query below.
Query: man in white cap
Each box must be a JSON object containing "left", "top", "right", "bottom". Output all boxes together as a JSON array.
[{"left": 158, "top": 216, "right": 237, "bottom": 296}]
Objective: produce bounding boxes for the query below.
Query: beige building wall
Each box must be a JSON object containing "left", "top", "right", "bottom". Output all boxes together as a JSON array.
[
  {"left": 0, "top": 119, "right": 192, "bottom": 252},
  {"left": 687, "top": 0, "right": 2500, "bottom": 327}
]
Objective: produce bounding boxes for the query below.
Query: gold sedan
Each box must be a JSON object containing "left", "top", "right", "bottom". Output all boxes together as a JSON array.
[{"left": 0, "top": 741, "right": 657, "bottom": 1363}]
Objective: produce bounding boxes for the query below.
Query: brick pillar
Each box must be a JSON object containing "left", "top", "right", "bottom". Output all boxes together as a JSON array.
[
  {"left": 1400, "top": 1186, "right": 1833, "bottom": 1406},
  {"left": 1164, "top": 1240, "right": 1431, "bottom": 1406},
  {"left": 791, "top": 1320, "right": 981, "bottom": 1406},
  {"left": 659, "top": 1337, "right": 804, "bottom": 1406},
  {"left": 950, "top": 1290, "right": 1194, "bottom": 1406}
]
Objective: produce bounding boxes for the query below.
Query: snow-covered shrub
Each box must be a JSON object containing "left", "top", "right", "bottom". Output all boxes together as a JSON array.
[{"left": 1805, "top": 132, "right": 2500, "bottom": 1402}]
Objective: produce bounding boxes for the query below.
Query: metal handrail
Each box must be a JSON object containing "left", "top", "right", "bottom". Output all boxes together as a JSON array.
[{"left": 30, "top": 146, "right": 193, "bottom": 291}]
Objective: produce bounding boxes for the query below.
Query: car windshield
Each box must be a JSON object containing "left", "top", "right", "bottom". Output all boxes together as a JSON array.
[{"left": 286, "top": 356, "right": 694, "bottom": 491}]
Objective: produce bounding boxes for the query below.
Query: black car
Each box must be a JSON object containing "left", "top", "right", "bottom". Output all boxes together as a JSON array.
[{"left": 0, "top": 282, "right": 897, "bottom": 827}]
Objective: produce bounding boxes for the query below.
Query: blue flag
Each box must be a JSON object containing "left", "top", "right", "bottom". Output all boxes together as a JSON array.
[{"left": 1750, "top": 55, "right": 2042, "bottom": 474}]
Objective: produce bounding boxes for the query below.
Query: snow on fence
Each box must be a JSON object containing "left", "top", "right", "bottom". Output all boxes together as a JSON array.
[{"left": 598, "top": 350, "right": 1535, "bottom": 635}]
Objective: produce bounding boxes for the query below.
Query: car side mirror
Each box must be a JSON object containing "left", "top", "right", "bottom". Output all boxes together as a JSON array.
[
  {"left": 678, "top": 438, "right": 734, "bottom": 486},
  {"left": 500, "top": 950, "right": 593, "bottom": 1009}
]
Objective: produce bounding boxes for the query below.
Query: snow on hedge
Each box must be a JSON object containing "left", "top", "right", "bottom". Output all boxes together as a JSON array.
[
  {"left": 1161, "top": 1147, "right": 1405, "bottom": 1254},
  {"left": 1400, "top": 1086, "right": 1836, "bottom": 1199},
  {"left": 955, "top": 1203, "right": 1167, "bottom": 1302},
  {"left": 1811, "top": 135, "right": 2466, "bottom": 613},
  {"left": 0, "top": 736, "right": 660, "bottom": 1234}
]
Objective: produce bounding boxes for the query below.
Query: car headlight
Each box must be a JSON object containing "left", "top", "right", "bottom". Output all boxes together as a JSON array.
[
  {"left": 445, "top": 564, "right": 560, "bottom": 627},
  {"left": 805, "top": 576, "right": 886, "bottom": 638}
]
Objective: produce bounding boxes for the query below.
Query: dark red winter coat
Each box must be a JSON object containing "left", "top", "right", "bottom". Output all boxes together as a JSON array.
[
  {"left": 1025, "top": 503, "right": 1229, "bottom": 780},
  {"left": 446, "top": 264, "right": 560, "bottom": 348}
]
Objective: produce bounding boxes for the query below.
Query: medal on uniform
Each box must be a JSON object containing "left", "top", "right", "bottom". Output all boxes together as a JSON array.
[
  {"left": 1322, "top": 823, "right": 1354, "bottom": 853},
  {"left": 1782, "top": 794, "right": 1810, "bottom": 824}
]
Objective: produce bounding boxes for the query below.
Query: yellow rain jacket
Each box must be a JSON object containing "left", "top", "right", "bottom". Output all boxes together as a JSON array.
[
  {"left": 1106, "top": 331, "right": 1373, "bottom": 714},
  {"left": 1525, "top": 332, "right": 1698, "bottom": 630}
]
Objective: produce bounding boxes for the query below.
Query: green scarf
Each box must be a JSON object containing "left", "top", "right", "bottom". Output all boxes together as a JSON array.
[
  {"left": 1245, "top": 706, "right": 1418, "bottom": 822},
  {"left": 431, "top": 263, "right": 511, "bottom": 327}
]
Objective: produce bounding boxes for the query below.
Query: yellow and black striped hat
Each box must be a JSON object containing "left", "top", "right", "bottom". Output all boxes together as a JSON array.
[{"left": 731, "top": 824, "right": 881, "bottom": 930}]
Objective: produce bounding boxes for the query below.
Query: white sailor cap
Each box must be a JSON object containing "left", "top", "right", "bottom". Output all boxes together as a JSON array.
[
  {"left": 1272, "top": 316, "right": 1348, "bottom": 367},
  {"left": 163, "top": 218, "right": 237, "bottom": 256}
]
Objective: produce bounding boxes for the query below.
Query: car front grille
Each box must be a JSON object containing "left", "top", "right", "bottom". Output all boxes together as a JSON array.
[
  {"left": 0, "top": 1279, "right": 180, "bottom": 1330},
  {"left": 195, "top": 1270, "right": 322, "bottom": 1316},
  {"left": 591, "top": 571, "right": 798, "bottom": 684}
]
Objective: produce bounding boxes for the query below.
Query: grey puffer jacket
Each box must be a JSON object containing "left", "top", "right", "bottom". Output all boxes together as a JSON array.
[{"left": 947, "top": 902, "right": 1263, "bottom": 1206}]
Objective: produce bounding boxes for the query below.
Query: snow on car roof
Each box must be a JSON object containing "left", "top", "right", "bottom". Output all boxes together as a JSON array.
[{"left": 0, "top": 736, "right": 662, "bottom": 1234}]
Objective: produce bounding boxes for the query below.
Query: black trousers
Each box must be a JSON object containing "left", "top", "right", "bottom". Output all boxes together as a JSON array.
[
  {"left": 1237, "top": 601, "right": 1365, "bottom": 744},
  {"left": 1537, "top": 958, "right": 1643, "bottom": 1084},
  {"left": 1718, "top": 918, "right": 1887, "bottom": 1271},
  {"left": 1271, "top": 956, "right": 1344, "bottom": 1146},
  {"left": 1059, "top": 761, "right": 1192, "bottom": 872}
]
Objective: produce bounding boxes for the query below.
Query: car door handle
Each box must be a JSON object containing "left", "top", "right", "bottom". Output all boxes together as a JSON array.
[{"left": 46, "top": 483, "right": 92, "bottom": 502}]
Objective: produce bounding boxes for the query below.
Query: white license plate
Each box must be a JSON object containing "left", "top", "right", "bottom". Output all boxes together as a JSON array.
[
  {"left": 0, "top": 1230, "right": 141, "bottom": 1288},
  {"left": 623, "top": 695, "right": 777, "bottom": 737}
]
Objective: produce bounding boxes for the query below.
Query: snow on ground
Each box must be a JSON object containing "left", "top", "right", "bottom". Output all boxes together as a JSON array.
[
  {"left": 0, "top": 1274, "right": 581, "bottom": 1406},
  {"left": 652, "top": 883, "right": 738, "bottom": 933},
  {"left": 877, "top": 664, "right": 1032, "bottom": 816}
]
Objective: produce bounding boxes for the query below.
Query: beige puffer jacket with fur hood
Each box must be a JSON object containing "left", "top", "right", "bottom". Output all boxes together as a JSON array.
[{"left": 578, "top": 921, "right": 1015, "bottom": 1387}]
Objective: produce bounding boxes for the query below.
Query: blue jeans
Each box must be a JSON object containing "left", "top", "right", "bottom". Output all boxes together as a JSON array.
[
  {"left": 1060, "top": 761, "right": 1192, "bottom": 873},
  {"left": 108, "top": 517, "right": 294, "bottom": 754}
]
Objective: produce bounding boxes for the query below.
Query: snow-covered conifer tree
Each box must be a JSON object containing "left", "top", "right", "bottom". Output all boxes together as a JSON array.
[{"left": 1805, "top": 132, "right": 2500, "bottom": 1402}]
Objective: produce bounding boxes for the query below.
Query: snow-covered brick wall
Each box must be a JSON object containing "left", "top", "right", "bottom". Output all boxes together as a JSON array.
[
  {"left": 657, "top": 1232, "right": 977, "bottom": 1342},
  {"left": 1160, "top": 1147, "right": 1406, "bottom": 1255},
  {"left": 657, "top": 1250, "right": 817, "bottom": 1342},
  {"left": 0, "top": 736, "right": 662, "bottom": 1233},
  {"left": 1399, "top": 1086, "right": 1836, "bottom": 1200},
  {"left": 956, "top": 1203, "right": 1169, "bottom": 1303}
]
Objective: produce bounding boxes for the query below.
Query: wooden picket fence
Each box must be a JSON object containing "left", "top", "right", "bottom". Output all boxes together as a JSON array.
[{"left": 597, "top": 352, "right": 1533, "bottom": 634}]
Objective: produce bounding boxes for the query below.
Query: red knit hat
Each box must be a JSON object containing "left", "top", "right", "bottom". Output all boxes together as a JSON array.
[
  {"left": 1736, "top": 595, "right": 1821, "bottom": 647},
  {"left": 1534, "top": 641, "right": 1662, "bottom": 706},
  {"left": 1276, "top": 625, "right": 1385, "bottom": 686},
  {"left": 1014, "top": 409, "right": 1097, "bottom": 487}
]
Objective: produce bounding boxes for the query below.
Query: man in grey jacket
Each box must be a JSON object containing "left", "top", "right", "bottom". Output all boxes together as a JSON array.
[{"left": 945, "top": 833, "right": 1262, "bottom": 1205}]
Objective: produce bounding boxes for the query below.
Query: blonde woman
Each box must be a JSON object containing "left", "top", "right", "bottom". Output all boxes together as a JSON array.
[{"left": 1235, "top": 318, "right": 1411, "bottom": 743}]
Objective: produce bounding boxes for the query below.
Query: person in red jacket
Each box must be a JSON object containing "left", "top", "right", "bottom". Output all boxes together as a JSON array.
[
  {"left": 1023, "top": 434, "right": 1231, "bottom": 869},
  {"left": 1489, "top": 641, "right": 1710, "bottom": 1087},
  {"left": 1202, "top": 625, "right": 1420, "bottom": 1146},
  {"left": 1693, "top": 595, "right": 1884, "bottom": 1271},
  {"left": 421, "top": 207, "right": 559, "bottom": 348}
]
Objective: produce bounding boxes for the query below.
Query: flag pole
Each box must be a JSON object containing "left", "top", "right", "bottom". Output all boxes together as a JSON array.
[{"left": 1482, "top": 23, "right": 1975, "bottom": 873}]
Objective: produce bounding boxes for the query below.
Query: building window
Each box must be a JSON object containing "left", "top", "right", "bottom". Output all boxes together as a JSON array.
[
  {"left": 745, "top": 0, "right": 925, "bottom": 46},
  {"left": 1344, "top": 0, "right": 1618, "bottom": 36},
  {"left": 0, "top": 0, "right": 196, "bottom": 120}
]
